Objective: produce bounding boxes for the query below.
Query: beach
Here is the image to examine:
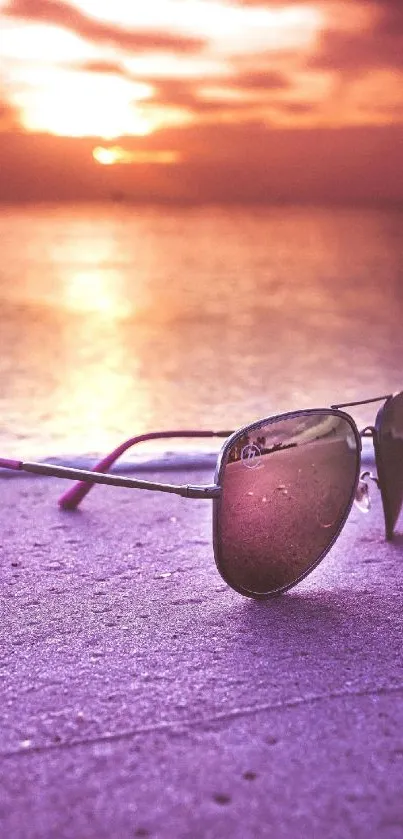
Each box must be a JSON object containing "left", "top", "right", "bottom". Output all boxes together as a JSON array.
[
  {"left": 1, "top": 199, "right": 402, "bottom": 839},
  {"left": 1, "top": 468, "right": 402, "bottom": 838},
  {"left": 1, "top": 0, "right": 403, "bottom": 831}
]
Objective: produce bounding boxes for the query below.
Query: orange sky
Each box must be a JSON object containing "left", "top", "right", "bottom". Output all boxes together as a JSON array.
[{"left": 1, "top": 0, "right": 403, "bottom": 202}]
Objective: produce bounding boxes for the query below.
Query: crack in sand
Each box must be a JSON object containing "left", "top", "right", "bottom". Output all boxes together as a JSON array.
[{"left": 2, "top": 683, "right": 403, "bottom": 759}]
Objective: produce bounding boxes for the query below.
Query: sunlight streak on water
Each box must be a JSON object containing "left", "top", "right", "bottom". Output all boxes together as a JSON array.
[{"left": 62, "top": 271, "right": 132, "bottom": 317}]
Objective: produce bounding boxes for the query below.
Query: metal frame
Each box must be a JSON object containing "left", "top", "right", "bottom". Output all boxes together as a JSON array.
[
  {"left": 330, "top": 394, "right": 392, "bottom": 410},
  {"left": 0, "top": 459, "right": 221, "bottom": 499},
  {"left": 57, "top": 430, "right": 231, "bottom": 509}
]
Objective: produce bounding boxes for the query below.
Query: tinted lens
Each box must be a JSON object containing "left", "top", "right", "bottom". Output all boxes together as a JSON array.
[
  {"left": 376, "top": 392, "right": 403, "bottom": 538},
  {"left": 214, "top": 411, "right": 359, "bottom": 597}
]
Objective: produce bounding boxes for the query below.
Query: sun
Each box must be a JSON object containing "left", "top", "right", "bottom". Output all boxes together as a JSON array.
[{"left": 93, "top": 146, "right": 124, "bottom": 165}]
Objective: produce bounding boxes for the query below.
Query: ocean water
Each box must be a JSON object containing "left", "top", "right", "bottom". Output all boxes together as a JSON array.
[{"left": 0, "top": 202, "right": 402, "bottom": 464}]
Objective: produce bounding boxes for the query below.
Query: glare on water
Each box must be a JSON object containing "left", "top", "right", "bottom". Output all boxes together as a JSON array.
[{"left": 0, "top": 202, "right": 402, "bottom": 458}]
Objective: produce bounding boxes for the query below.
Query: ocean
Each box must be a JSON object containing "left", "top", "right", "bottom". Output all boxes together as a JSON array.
[{"left": 0, "top": 202, "right": 402, "bottom": 465}]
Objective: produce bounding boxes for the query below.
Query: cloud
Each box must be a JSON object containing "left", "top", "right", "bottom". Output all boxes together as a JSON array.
[
  {"left": 71, "top": 63, "right": 291, "bottom": 117},
  {"left": 278, "top": 101, "right": 318, "bottom": 114},
  {"left": 235, "top": 0, "right": 403, "bottom": 37},
  {"left": 77, "top": 60, "right": 129, "bottom": 77},
  {"left": 137, "top": 69, "right": 291, "bottom": 118},
  {"left": 78, "top": 60, "right": 290, "bottom": 90},
  {"left": 372, "top": 0, "right": 403, "bottom": 35},
  {"left": 3, "top": 0, "right": 206, "bottom": 53},
  {"left": 310, "top": 27, "right": 403, "bottom": 72},
  {"left": 143, "top": 79, "right": 245, "bottom": 115},
  {"left": 298, "top": 0, "right": 403, "bottom": 74},
  {"left": 232, "top": 69, "right": 290, "bottom": 90}
]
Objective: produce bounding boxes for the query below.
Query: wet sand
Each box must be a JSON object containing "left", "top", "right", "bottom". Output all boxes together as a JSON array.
[{"left": 1, "top": 469, "right": 402, "bottom": 839}]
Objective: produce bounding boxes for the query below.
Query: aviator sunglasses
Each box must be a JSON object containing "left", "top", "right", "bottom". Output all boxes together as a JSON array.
[{"left": 1, "top": 392, "right": 402, "bottom": 599}]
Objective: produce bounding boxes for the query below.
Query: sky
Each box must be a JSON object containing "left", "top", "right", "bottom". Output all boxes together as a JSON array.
[{"left": 0, "top": 0, "right": 403, "bottom": 203}]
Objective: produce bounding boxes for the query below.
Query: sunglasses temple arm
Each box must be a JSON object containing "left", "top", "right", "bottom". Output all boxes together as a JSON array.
[
  {"left": 0, "top": 457, "right": 220, "bottom": 499},
  {"left": 0, "top": 458, "right": 22, "bottom": 471},
  {"left": 57, "top": 429, "right": 232, "bottom": 510}
]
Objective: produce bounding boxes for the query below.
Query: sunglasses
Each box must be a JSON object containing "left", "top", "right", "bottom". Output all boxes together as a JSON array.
[{"left": 1, "top": 392, "right": 402, "bottom": 599}]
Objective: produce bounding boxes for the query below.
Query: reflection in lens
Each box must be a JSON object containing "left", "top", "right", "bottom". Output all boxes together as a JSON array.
[
  {"left": 215, "top": 411, "right": 359, "bottom": 596},
  {"left": 376, "top": 392, "right": 403, "bottom": 539}
]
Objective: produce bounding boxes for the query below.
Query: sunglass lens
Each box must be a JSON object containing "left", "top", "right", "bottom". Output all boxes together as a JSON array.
[
  {"left": 214, "top": 411, "right": 359, "bottom": 597},
  {"left": 376, "top": 392, "right": 403, "bottom": 539}
]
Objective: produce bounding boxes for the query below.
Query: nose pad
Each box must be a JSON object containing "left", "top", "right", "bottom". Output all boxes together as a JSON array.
[{"left": 354, "top": 473, "right": 371, "bottom": 513}]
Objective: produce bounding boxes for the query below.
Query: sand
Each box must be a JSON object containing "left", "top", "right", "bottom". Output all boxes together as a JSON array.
[{"left": 1, "top": 467, "right": 402, "bottom": 839}]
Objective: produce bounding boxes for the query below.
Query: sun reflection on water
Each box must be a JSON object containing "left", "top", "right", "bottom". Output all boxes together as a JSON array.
[
  {"left": 63, "top": 271, "right": 132, "bottom": 318},
  {"left": 53, "top": 316, "right": 150, "bottom": 457}
]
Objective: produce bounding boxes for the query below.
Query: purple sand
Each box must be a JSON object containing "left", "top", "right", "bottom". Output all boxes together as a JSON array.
[{"left": 1, "top": 470, "right": 402, "bottom": 839}]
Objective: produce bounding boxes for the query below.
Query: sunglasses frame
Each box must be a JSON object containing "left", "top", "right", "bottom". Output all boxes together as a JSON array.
[
  {"left": 212, "top": 407, "right": 362, "bottom": 599},
  {"left": 0, "top": 392, "right": 400, "bottom": 599}
]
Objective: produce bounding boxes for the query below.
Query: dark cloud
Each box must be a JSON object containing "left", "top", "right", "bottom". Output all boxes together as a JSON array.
[
  {"left": 233, "top": 70, "right": 290, "bottom": 90},
  {"left": 4, "top": 0, "right": 205, "bottom": 53},
  {"left": 138, "top": 70, "right": 291, "bottom": 117},
  {"left": 371, "top": 0, "right": 403, "bottom": 35},
  {"left": 77, "top": 61, "right": 290, "bottom": 90},
  {"left": 235, "top": 0, "right": 403, "bottom": 75},
  {"left": 146, "top": 79, "right": 206, "bottom": 111},
  {"left": 301, "top": 0, "right": 403, "bottom": 74},
  {"left": 235, "top": 0, "right": 403, "bottom": 37},
  {"left": 278, "top": 101, "right": 318, "bottom": 114},
  {"left": 78, "top": 60, "right": 129, "bottom": 77},
  {"left": 144, "top": 79, "right": 250, "bottom": 115},
  {"left": 310, "top": 26, "right": 403, "bottom": 72}
]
